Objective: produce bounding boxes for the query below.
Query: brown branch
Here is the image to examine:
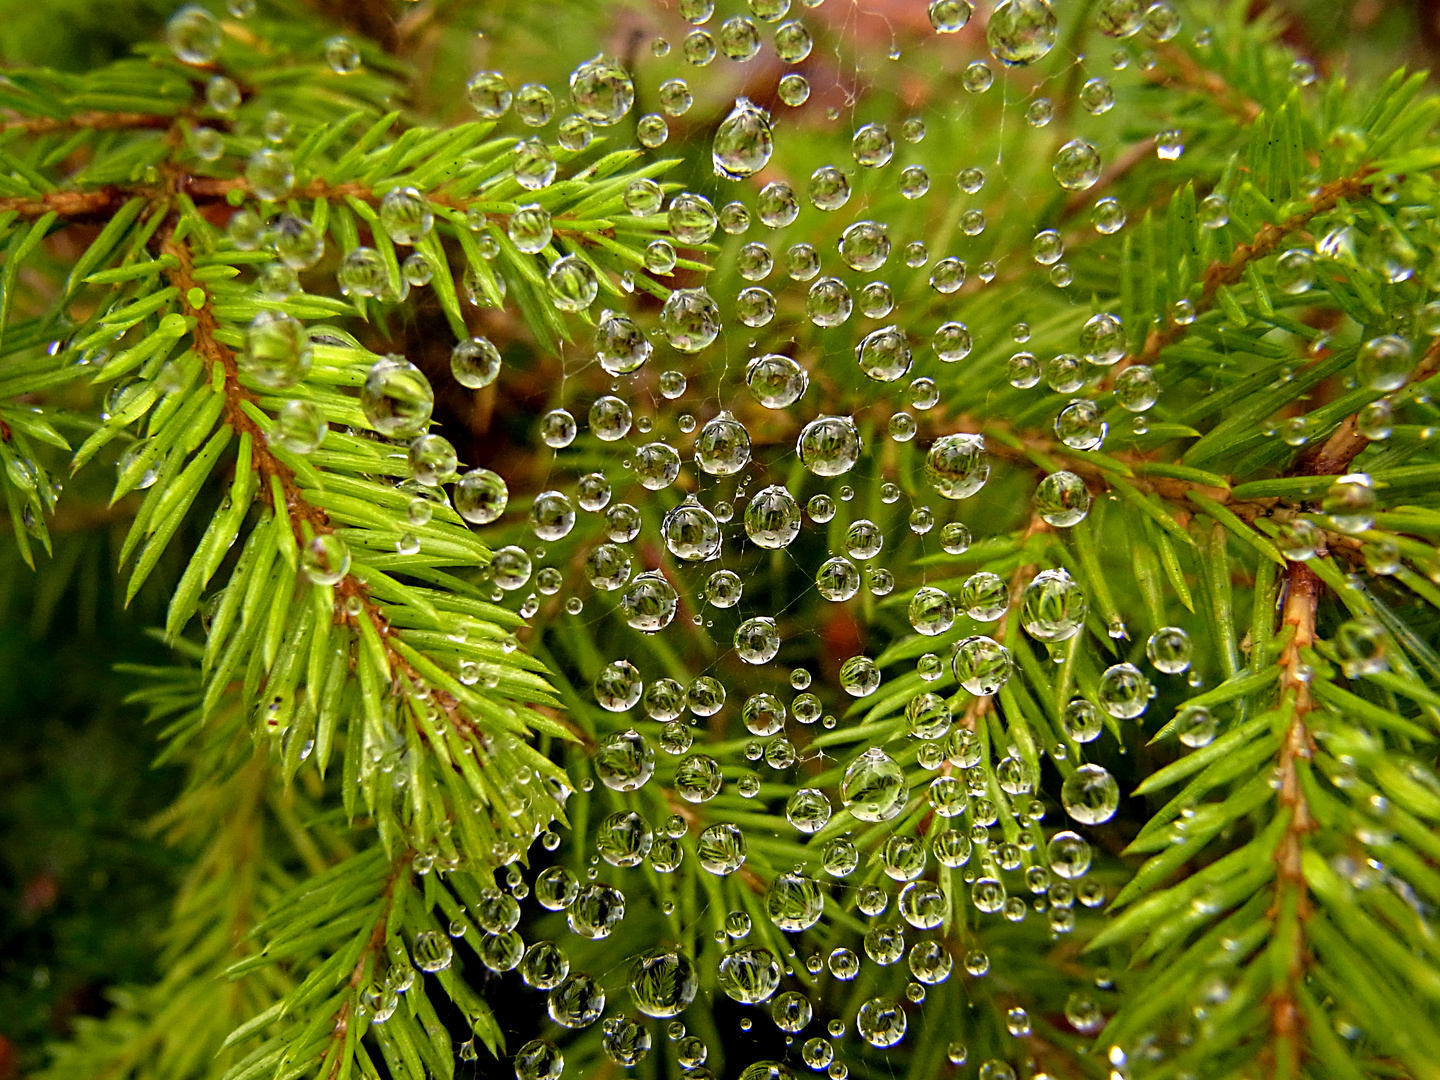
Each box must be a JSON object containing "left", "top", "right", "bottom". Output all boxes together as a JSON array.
[
  {"left": 322, "top": 852, "right": 411, "bottom": 1080},
  {"left": 1062, "top": 137, "right": 1157, "bottom": 219},
  {"left": 1299, "top": 335, "right": 1440, "bottom": 477},
  {"left": 1145, "top": 43, "right": 1264, "bottom": 126},
  {"left": 1268, "top": 558, "right": 1318, "bottom": 1061},
  {"left": 161, "top": 228, "right": 489, "bottom": 747},
  {"left": 0, "top": 111, "right": 175, "bottom": 136},
  {"left": 1118, "top": 166, "right": 1376, "bottom": 376},
  {"left": 0, "top": 185, "right": 132, "bottom": 221},
  {"left": 162, "top": 233, "right": 317, "bottom": 537}
]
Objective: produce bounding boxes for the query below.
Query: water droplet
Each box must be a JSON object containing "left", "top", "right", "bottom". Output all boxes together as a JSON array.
[
  {"left": 167, "top": 5, "right": 221, "bottom": 64},
  {"left": 300, "top": 534, "right": 350, "bottom": 587},
  {"left": 1146, "top": 626, "right": 1192, "bottom": 673},
  {"left": 809, "top": 165, "right": 852, "bottom": 211},
  {"left": 325, "top": 35, "right": 361, "bottom": 74},
  {"left": 412, "top": 930, "right": 454, "bottom": 972},
  {"left": 766, "top": 873, "right": 825, "bottom": 930},
  {"left": 241, "top": 311, "right": 312, "bottom": 389},
  {"left": 952, "top": 636, "right": 1013, "bottom": 695},
  {"left": 963, "top": 60, "right": 994, "bottom": 93},
  {"left": 857, "top": 997, "right": 907, "bottom": 1047},
  {"left": 273, "top": 400, "right": 327, "bottom": 456},
  {"left": 1098, "top": 661, "right": 1152, "bottom": 718},
  {"left": 660, "top": 288, "right": 722, "bottom": 351},
  {"left": 778, "top": 72, "right": 811, "bottom": 105},
  {"left": 697, "top": 945, "right": 777, "bottom": 1008},
  {"left": 774, "top": 20, "right": 813, "bottom": 62},
  {"left": 926, "top": 433, "right": 989, "bottom": 498},
  {"left": 595, "top": 730, "right": 655, "bottom": 792},
  {"left": 929, "top": 0, "right": 974, "bottom": 31},
  {"left": 1358, "top": 334, "right": 1413, "bottom": 391},
  {"left": 852, "top": 122, "right": 895, "bottom": 168},
  {"left": 1035, "top": 470, "right": 1091, "bottom": 526},
  {"left": 1156, "top": 128, "right": 1185, "bottom": 159},
  {"left": 361, "top": 356, "right": 433, "bottom": 438},
  {"left": 797, "top": 415, "right": 862, "bottom": 476},
  {"left": 246, "top": 147, "right": 294, "bottom": 202},
  {"left": 856, "top": 325, "right": 912, "bottom": 381},
  {"left": 569, "top": 55, "right": 635, "bottom": 125},
  {"left": 842, "top": 748, "right": 908, "bottom": 821},
  {"left": 714, "top": 97, "right": 774, "bottom": 178},
  {"left": 1175, "top": 705, "right": 1217, "bottom": 747},
  {"left": 746, "top": 354, "right": 808, "bottom": 407},
  {"left": 1020, "top": 569, "right": 1087, "bottom": 642},
  {"left": 1064, "top": 991, "right": 1104, "bottom": 1033},
  {"left": 628, "top": 948, "right": 698, "bottom": 1017},
  {"left": 1061, "top": 763, "right": 1119, "bottom": 824},
  {"left": 1047, "top": 829, "right": 1092, "bottom": 878},
  {"left": 929, "top": 256, "right": 967, "bottom": 293},
  {"left": 1055, "top": 398, "right": 1108, "bottom": 450},
  {"left": 988, "top": 0, "right": 1058, "bottom": 65},
  {"left": 735, "top": 617, "right": 781, "bottom": 664},
  {"left": 839, "top": 655, "right": 881, "bottom": 696},
  {"left": 1271, "top": 246, "right": 1317, "bottom": 294},
  {"left": 719, "top": 15, "right": 762, "bottom": 59}
]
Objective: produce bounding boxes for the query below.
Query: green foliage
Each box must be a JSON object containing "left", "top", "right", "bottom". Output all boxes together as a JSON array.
[{"left": 2, "top": 2, "right": 1440, "bottom": 1080}]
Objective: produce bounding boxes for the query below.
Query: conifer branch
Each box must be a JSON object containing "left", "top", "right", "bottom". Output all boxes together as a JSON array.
[
  {"left": 1300, "top": 336, "right": 1440, "bottom": 477},
  {"left": 0, "top": 111, "right": 175, "bottom": 135},
  {"left": 1115, "top": 168, "right": 1375, "bottom": 373},
  {"left": 1147, "top": 44, "right": 1265, "bottom": 125},
  {"left": 1270, "top": 559, "right": 1318, "bottom": 1066},
  {"left": 321, "top": 854, "right": 411, "bottom": 1080},
  {"left": 159, "top": 229, "right": 487, "bottom": 750},
  {"left": 0, "top": 185, "right": 132, "bottom": 221},
  {"left": 160, "top": 232, "right": 315, "bottom": 539}
]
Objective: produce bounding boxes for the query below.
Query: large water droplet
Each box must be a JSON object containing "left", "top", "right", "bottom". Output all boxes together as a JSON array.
[
  {"left": 856, "top": 997, "right": 908, "bottom": 1047},
  {"left": 797, "top": 415, "right": 862, "bottom": 476},
  {"left": 987, "top": 0, "right": 1058, "bottom": 65},
  {"left": 841, "top": 747, "right": 908, "bottom": 822},
  {"left": 1020, "top": 569, "right": 1088, "bottom": 642},
  {"left": 1061, "top": 763, "right": 1119, "bottom": 824},
  {"left": 952, "top": 636, "right": 1013, "bottom": 695},
  {"left": 745, "top": 484, "right": 802, "bottom": 548},
  {"left": 713, "top": 97, "right": 774, "bottom": 178},
  {"left": 167, "top": 5, "right": 221, "bottom": 64},
  {"left": 620, "top": 571, "right": 679, "bottom": 631},
  {"left": 1053, "top": 139, "right": 1102, "bottom": 191},
  {"left": 361, "top": 356, "right": 433, "bottom": 438},
  {"left": 735, "top": 616, "right": 781, "bottom": 664},
  {"left": 926, "top": 434, "right": 989, "bottom": 498},
  {"left": 766, "top": 873, "right": 824, "bottom": 930},
  {"left": 663, "top": 499, "right": 722, "bottom": 561},
  {"left": 699, "top": 823, "right": 749, "bottom": 875},
  {"left": 629, "top": 948, "right": 698, "bottom": 1017},
  {"left": 695, "top": 412, "right": 752, "bottom": 475},
  {"left": 746, "top": 354, "right": 808, "bottom": 407},
  {"left": 660, "top": 288, "right": 722, "bottom": 351},
  {"left": 569, "top": 55, "right": 635, "bottom": 125},
  {"left": 856, "top": 325, "right": 912, "bottom": 382}
]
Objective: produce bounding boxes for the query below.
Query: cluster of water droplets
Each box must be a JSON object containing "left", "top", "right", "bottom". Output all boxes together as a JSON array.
[{"left": 150, "top": 0, "right": 1291, "bottom": 1076}]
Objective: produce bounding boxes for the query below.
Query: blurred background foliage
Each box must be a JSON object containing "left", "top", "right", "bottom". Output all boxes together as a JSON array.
[{"left": 1, "top": 0, "right": 1439, "bottom": 1077}]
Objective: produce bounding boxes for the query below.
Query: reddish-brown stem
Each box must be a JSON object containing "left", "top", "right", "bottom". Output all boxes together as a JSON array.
[
  {"left": 1268, "top": 559, "right": 1318, "bottom": 1057},
  {"left": 161, "top": 229, "right": 484, "bottom": 744},
  {"left": 1114, "top": 169, "right": 1375, "bottom": 379},
  {"left": 321, "top": 852, "right": 410, "bottom": 1080},
  {"left": 0, "top": 111, "right": 175, "bottom": 136},
  {"left": 0, "top": 186, "right": 132, "bottom": 221},
  {"left": 1144, "top": 44, "right": 1264, "bottom": 126}
]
